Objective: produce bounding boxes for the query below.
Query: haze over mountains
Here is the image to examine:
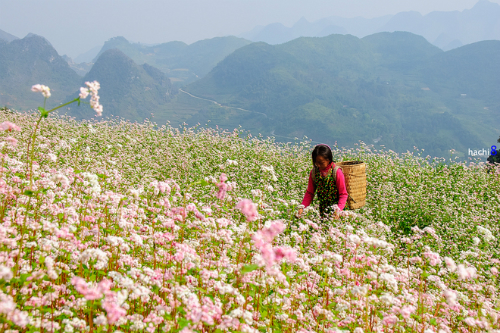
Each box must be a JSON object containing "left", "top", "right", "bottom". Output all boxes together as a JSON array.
[
  {"left": 240, "top": 0, "right": 500, "bottom": 51},
  {"left": 0, "top": 1, "right": 499, "bottom": 160},
  {"left": 0, "top": 34, "right": 81, "bottom": 109},
  {"left": 91, "top": 36, "right": 251, "bottom": 86},
  {"left": 185, "top": 32, "right": 499, "bottom": 158}
]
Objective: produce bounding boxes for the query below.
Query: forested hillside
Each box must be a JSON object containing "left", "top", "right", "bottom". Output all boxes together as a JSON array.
[
  {"left": 67, "top": 49, "right": 173, "bottom": 121},
  {"left": 185, "top": 32, "right": 500, "bottom": 158},
  {"left": 1, "top": 31, "right": 498, "bottom": 159},
  {"left": 0, "top": 34, "right": 81, "bottom": 109}
]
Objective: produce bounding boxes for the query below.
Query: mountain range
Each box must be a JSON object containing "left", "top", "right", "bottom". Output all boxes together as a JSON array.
[
  {"left": 0, "top": 34, "right": 81, "bottom": 109},
  {"left": 184, "top": 32, "right": 500, "bottom": 158},
  {"left": 0, "top": 35, "right": 174, "bottom": 119},
  {"left": 72, "top": 36, "right": 251, "bottom": 85},
  {"left": 0, "top": 26, "right": 498, "bottom": 159},
  {"left": 240, "top": 0, "right": 500, "bottom": 51},
  {"left": 0, "top": 29, "right": 18, "bottom": 43}
]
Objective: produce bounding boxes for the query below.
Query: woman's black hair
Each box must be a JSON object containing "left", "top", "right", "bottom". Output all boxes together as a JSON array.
[{"left": 312, "top": 144, "right": 333, "bottom": 166}]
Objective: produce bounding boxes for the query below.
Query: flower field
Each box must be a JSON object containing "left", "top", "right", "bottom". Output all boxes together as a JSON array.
[{"left": 0, "top": 109, "right": 499, "bottom": 333}]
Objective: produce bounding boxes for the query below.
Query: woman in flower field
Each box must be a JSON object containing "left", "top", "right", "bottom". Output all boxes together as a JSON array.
[{"left": 296, "top": 144, "right": 348, "bottom": 219}]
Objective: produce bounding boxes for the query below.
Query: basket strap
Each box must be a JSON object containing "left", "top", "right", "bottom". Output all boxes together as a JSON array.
[
  {"left": 331, "top": 165, "right": 340, "bottom": 182},
  {"left": 333, "top": 165, "right": 358, "bottom": 203}
]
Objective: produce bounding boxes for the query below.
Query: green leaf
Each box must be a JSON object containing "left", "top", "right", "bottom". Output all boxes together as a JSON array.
[
  {"left": 200, "top": 179, "right": 210, "bottom": 186},
  {"left": 39, "top": 256, "right": 45, "bottom": 266},
  {"left": 23, "top": 190, "right": 34, "bottom": 197},
  {"left": 178, "top": 318, "right": 189, "bottom": 329},
  {"left": 242, "top": 264, "right": 259, "bottom": 273},
  {"left": 38, "top": 107, "right": 49, "bottom": 118},
  {"left": 430, "top": 318, "right": 437, "bottom": 326},
  {"left": 20, "top": 274, "right": 30, "bottom": 284},
  {"left": 191, "top": 179, "right": 211, "bottom": 187}
]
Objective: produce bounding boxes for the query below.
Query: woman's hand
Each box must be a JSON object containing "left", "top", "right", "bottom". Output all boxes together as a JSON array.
[{"left": 296, "top": 208, "right": 304, "bottom": 218}]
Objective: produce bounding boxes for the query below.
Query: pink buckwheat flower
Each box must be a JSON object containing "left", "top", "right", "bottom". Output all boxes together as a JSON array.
[
  {"left": 444, "top": 257, "right": 457, "bottom": 272},
  {"left": 31, "top": 84, "right": 51, "bottom": 98},
  {"left": 236, "top": 199, "right": 258, "bottom": 221},
  {"left": 0, "top": 121, "right": 21, "bottom": 132},
  {"left": 4, "top": 137, "right": 17, "bottom": 146},
  {"left": 79, "top": 87, "right": 89, "bottom": 99},
  {"left": 423, "top": 251, "right": 441, "bottom": 266},
  {"left": 382, "top": 314, "right": 398, "bottom": 326},
  {"left": 464, "top": 317, "right": 476, "bottom": 326},
  {"left": 215, "top": 173, "right": 229, "bottom": 200},
  {"left": 443, "top": 289, "right": 458, "bottom": 306},
  {"left": 400, "top": 305, "right": 416, "bottom": 319},
  {"left": 79, "top": 81, "right": 103, "bottom": 116},
  {"left": 102, "top": 293, "right": 127, "bottom": 324},
  {"left": 457, "top": 264, "right": 476, "bottom": 280}
]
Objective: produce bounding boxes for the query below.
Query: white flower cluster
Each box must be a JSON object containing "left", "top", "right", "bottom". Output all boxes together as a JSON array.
[
  {"left": 106, "top": 236, "right": 131, "bottom": 253},
  {"left": 51, "top": 173, "right": 70, "bottom": 189},
  {"left": 78, "top": 248, "right": 109, "bottom": 270},
  {"left": 31, "top": 84, "right": 51, "bottom": 98},
  {"left": 129, "top": 285, "right": 150, "bottom": 303},
  {"left": 379, "top": 272, "right": 398, "bottom": 292},
  {"left": 477, "top": 226, "right": 494, "bottom": 242},
  {"left": 214, "top": 280, "right": 237, "bottom": 295},
  {"left": 129, "top": 187, "right": 144, "bottom": 199},
  {"left": 108, "top": 271, "right": 135, "bottom": 289},
  {"left": 45, "top": 256, "right": 58, "bottom": 280},
  {"left": 81, "top": 172, "right": 101, "bottom": 195},
  {"left": 261, "top": 165, "right": 278, "bottom": 181},
  {"left": 79, "top": 81, "right": 103, "bottom": 116},
  {"left": 0, "top": 265, "right": 13, "bottom": 281},
  {"left": 363, "top": 236, "right": 394, "bottom": 250},
  {"left": 62, "top": 317, "right": 86, "bottom": 333}
]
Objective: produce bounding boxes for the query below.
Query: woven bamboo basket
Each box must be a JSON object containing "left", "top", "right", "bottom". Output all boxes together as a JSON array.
[{"left": 337, "top": 161, "right": 366, "bottom": 209}]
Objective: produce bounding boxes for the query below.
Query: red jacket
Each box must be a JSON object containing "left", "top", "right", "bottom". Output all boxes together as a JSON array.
[{"left": 301, "top": 162, "right": 348, "bottom": 210}]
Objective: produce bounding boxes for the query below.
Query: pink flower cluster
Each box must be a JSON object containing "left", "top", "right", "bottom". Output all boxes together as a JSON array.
[
  {"left": 0, "top": 292, "right": 29, "bottom": 327},
  {"left": 31, "top": 84, "right": 51, "bottom": 98},
  {"left": 0, "top": 121, "right": 21, "bottom": 147},
  {"left": 236, "top": 199, "right": 258, "bottom": 221},
  {"left": 252, "top": 220, "right": 296, "bottom": 269},
  {"left": 79, "top": 81, "right": 103, "bottom": 116},
  {"left": 186, "top": 202, "right": 206, "bottom": 221},
  {"left": 101, "top": 291, "right": 127, "bottom": 324},
  {"left": 71, "top": 277, "right": 126, "bottom": 324},
  {"left": 71, "top": 276, "right": 111, "bottom": 301},
  {"left": 216, "top": 173, "right": 228, "bottom": 200},
  {"left": 0, "top": 121, "right": 21, "bottom": 132}
]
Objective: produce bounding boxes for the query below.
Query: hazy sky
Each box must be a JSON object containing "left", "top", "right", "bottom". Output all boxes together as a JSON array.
[{"left": 1, "top": 0, "right": 498, "bottom": 58}]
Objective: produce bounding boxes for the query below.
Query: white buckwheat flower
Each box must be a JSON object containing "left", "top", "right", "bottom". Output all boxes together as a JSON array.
[{"left": 32, "top": 84, "right": 51, "bottom": 98}]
